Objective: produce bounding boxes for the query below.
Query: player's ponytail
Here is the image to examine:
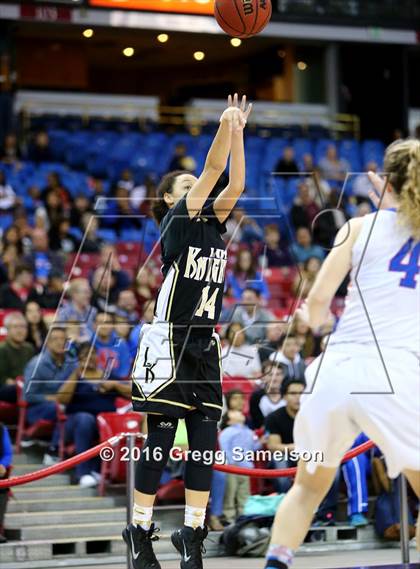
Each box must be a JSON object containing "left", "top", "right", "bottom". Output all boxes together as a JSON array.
[
  {"left": 384, "top": 138, "right": 420, "bottom": 240},
  {"left": 152, "top": 170, "right": 189, "bottom": 224}
]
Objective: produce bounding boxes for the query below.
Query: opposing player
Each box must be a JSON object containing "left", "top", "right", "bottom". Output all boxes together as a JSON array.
[
  {"left": 264, "top": 138, "right": 420, "bottom": 569},
  {"left": 124, "top": 94, "right": 252, "bottom": 569}
]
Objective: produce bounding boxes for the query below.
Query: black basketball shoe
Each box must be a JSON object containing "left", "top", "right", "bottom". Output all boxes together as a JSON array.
[
  {"left": 171, "top": 525, "right": 208, "bottom": 569},
  {"left": 122, "top": 523, "right": 161, "bottom": 569}
]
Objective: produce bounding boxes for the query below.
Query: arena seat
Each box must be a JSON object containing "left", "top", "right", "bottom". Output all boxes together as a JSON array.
[{"left": 96, "top": 411, "right": 143, "bottom": 496}]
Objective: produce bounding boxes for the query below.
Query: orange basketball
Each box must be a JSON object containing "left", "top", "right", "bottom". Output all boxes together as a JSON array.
[{"left": 214, "top": 0, "right": 272, "bottom": 39}]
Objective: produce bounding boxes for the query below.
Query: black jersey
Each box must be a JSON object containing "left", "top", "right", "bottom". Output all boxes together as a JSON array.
[{"left": 155, "top": 196, "right": 227, "bottom": 332}]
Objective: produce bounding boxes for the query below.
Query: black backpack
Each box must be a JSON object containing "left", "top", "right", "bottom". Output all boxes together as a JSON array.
[{"left": 220, "top": 515, "right": 273, "bottom": 557}]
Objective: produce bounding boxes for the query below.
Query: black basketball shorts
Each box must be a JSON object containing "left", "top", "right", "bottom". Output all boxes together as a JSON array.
[{"left": 131, "top": 322, "right": 223, "bottom": 420}]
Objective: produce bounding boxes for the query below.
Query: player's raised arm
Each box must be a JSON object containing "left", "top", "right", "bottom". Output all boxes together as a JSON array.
[
  {"left": 185, "top": 95, "right": 242, "bottom": 219},
  {"left": 212, "top": 94, "right": 252, "bottom": 223},
  {"left": 299, "top": 217, "right": 364, "bottom": 330}
]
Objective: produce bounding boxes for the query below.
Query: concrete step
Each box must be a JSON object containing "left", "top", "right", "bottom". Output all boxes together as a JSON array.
[
  {"left": 12, "top": 474, "right": 71, "bottom": 488},
  {"left": 12, "top": 486, "right": 98, "bottom": 500},
  {"left": 11, "top": 464, "right": 58, "bottom": 475},
  {"left": 7, "top": 497, "right": 116, "bottom": 513},
  {"left": 19, "top": 522, "right": 134, "bottom": 540},
  {"left": 305, "top": 523, "right": 377, "bottom": 544},
  {"left": 6, "top": 508, "right": 127, "bottom": 527},
  {"left": 10, "top": 452, "right": 43, "bottom": 465}
]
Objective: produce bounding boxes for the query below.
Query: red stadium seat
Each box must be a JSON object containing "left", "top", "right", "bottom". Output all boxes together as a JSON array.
[
  {"left": 156, "top": 479, "right": 184, "bottom": 504},
  {"left": 96, "top": 411, "right": 143, "bottom": 496}
]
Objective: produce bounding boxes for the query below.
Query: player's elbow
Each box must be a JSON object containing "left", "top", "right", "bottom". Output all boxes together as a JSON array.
[{"left": 204, "top": 159, "right": 227, "bottom": 174}]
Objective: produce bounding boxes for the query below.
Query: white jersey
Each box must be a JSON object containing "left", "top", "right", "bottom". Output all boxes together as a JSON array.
[{"left": 330, "top": 210, "right": 420, "bottom": 356}]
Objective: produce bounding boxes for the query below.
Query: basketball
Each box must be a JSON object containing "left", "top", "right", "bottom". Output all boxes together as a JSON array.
[{"left": 214, "top": 0, "right": 272, "bottom": 39}]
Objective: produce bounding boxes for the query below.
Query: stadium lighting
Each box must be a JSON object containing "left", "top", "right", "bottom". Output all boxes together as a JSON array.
[
  {"left": 230, "top": 38, "right": 242, "bottom": 47},
  {"left": 297, "top": 61, "right": 308, "bottom": 70},
  {"left": 157, "top": 34, "right": 169, "bottom": 43},
  {"left": 194, "top": 51, "right": 205, "bottom": 61},
  {"left": 83, "top": 29, "right": 94, "bottom": 38},
  {"left": 123, "top": 47, "right": 135, "bottom": 57}
]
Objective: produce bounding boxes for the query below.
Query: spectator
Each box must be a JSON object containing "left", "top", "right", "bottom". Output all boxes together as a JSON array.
[
  {"left": 0, "top": 312, "right": 35, "bottom": 403},
  {"left": 114, "top": 312, "right": 131, "bottom": 341},
  {"left": 305, "top": 166, "right": 331, "bottom": 206},
  {"left": 48, "top": 218, "right": 79, "bottom": 254},
  {"left": 230, "top": 287, "right": 273, "bottom": 344},
  {"left": 57, "top": 278, "right": 97, "bottom": 342},
  {"left": 352, "top": 161, "right": 378, "bottom": 203},
  {"left": 130, "top": 174, "right": 156, "bottom": 212},
  {"left": 290, "top": 227, "right": 325, "bottom": 264},
  {"left": 265, "top": 378, "right": 306, "bottom": 493},
  {"left": 38, "top": 188, "right": 65, "bottom": 232},
  {"left": 319, "top": 144, "right": 349, "bottom": 185},
  {"left": 98, "top": 244, "right": 131, "bottom": 291},
  {"left": 0, "top": 170, "right": 17, "bottom": 212},
  {"left": 24, "top": 301, "right": 48, "bottom": 350},
  {"left": 291, "top": 313, "right": 316, "bottom": 359},
  {"left": 37, "top": 269, "right": 65, "bottom": 310},
  {"left": 91, "top": 266, "right": 119, "bottom": 313},
  {"left": 263, "top": 224, "right": 293, "bottom": 267},
  {"left": 168, "top": 143, "right": 196, "bottom": 173},
  {"left": 28, "top": 131, "right": 53, "bottom": 163},
  {"left": 258, "top": 322, "right": 287, "bottom": 363},
  {"left": 93, "top": 312, "right": 132, "bottom": 380},
  {"left": 290, "top": 182, "right": 320, "bottom": 230},
  {"left": 80, "top": 213, "right": 104, "bottom": 253},
  {"left": 134, "top": 268, "right": 157, "bottom": 314},
  {"left": 302, "top": 153, "right": 314, "bottom": 172},
  {"left": 275, "top": 146, "right": 299, "bottom": 174},
  {"left": 226, "top": 249, "right": 269, "bottom": 301},
  {"left": 70, "top": 195, "right": 92, "bottom": 228},
  {"left": 221, "top": 322, "right": 262, "bottom": 378},
  {"left": 41, "top": 171, "right": 72, "bottom": 209},
  {"left": 269, "top": 334, "right": 306, "bottom": 380},
  {"left": 0, "top": 263, "right": 38, "bottom": 309},
  {"left": 312, "top": 188, "right": 347, "bottom": 249},
  {"left": 224, "top": 207, "right": 264, "bottom": 246},
  {"left": 219, "top": 406, "right": 261, "bottom": 523},
  {"left": 117, "top": 168, "right": 135, "bottom": 193},
  {"left": 292, "top": 256, "right": 322, "bottom": 298},
  {"left": 342, "top": 433, "right": 370, "bottom": 527},
  {"left": 107, "top": 186, "right": 142, "bottom": 235},
  {"left": 2, "top": 224, "right": 23, "bottom": 255},
  {"left": 116, "top": 289, "right": 139, "bottom": 322},
  {"left": 0, "top": 423, "right": 13, "bottom": 543},
  {"left": 249, "top": 361, "right": 286, "bottom": 429},
  {"left": 0, "top": 244, "right": 19, "bottom": 285},
  {"left": 51, "top": 343, "right": 130, "bottom": 486},
  {"left": 0, "top": 132, "right": 21, "bottom": 164},
  {"left": 24, "top": 228, "right": 64, "bottom": 285},
  {"left": 23, "top": 327, "right": 77, "bottom": 429}
]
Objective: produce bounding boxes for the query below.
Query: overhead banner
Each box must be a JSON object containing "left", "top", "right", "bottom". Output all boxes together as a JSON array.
[{"left": 89, "top": 0, "right": 214, "bottom": 14}]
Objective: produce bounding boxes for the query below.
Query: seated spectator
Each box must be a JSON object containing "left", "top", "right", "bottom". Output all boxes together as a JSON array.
[
  {"left": 0, "top": 312, "right": 35, "bottom": 403},
  {"left": 116, "top": 289, "right": 139, "bottom": 323},
  {"left": 290, "top": 182, "right": 320, "bottom": 230},
  {"left": 275, "top": 146, "right": 299, "bottom": 174},
  {"left": 249, "top": 361, "right": 286, "bottom": 429},
  {"left": 0, "top": 423, "right": 13, "bottom": 543},
  {"left": 0, "top": 132, "right": 21, "bottom": 164},
  {"left": 168, "top": 143, "right": 196, "bottom": 173},
  {"left": 263, "top": 224, "right": 293, "bottom": 267},
  {"left": 352, "top": 161, "right": 378, "bottom": 203},
  {"left": 226, "top": 249, "right": 269, "bottom": 301},
  {"left": 114, "top": 312, "right": 131, "bottom": 341},
  {"left": 24, "top": 301, "right": 48, "bottom": 350},
  {"left": 319, "top": 144, "right": 349, "bottom": 185},
  {"left": 305, "top": 166, "right": 331, "bottom": 206},
  {"left": 24, "top": 228, "right": 64, "bottom": 285},
  {"left": 0, "top": 170, "right": 17, "bottom": 212},
  {"left": 269, "top": 334, "right": 306, "bottom": 380},
  {"left": 265, "top": 377, "right": 306, "bottom": 493},
  {"left": 290, "top": 227, "right": 325, "bottom": 264},
  {"left": 258, "top": 322, "right": 287, "bottom": 363},
  {"left": 0, "top": 244, "right": 19, "bottom": 285},
  {"left": 23, "top": 327, "right": 78, "bottom": 429},
  {"left": 221, "top": 322, "right": 262, "bottom": 378},
  {"left": 230, "top": 287, "right": 273, "bottom": 344},
  {"left": 93, "top": 312, "right": 132, "bottom": 380},
  {"left": 302, "top": 153, "right": 314, "bottom": 172},
  {"left": 0, "top": 263, "right": 39, "bottom": 310},
  {"left": 117, "top": 168, "right": 135, "bottom": 193},
  {"left": 91, "top": 266, "right": 119, "bottom": 313},
  {"left": 37, "top": 269, "right": 65, "bottom": 309},
  {"left": 41, "top": 171, "right": 72, "bottom": 210},
  {"left": 219, "top": 403, "right": 262, "bottom": 523},
  {"left": 98, "top": 244, "right": 131, "bottom": 291},
  {"left": 128, "top": 299, "right": 155, "bottom": 359},
  {"left": 312, "top": 188, "right": 347, "bottom": 249},
  {"left": 134, "top": 268, "right": 158, "bottom": 315},
  {"left": 38, "top": 188, "right": 65, "bottom": 231},
  {"left": 70, "top": 195, "right": 92, "bottom": 228},
  {"left": 50, "top": 343, "right": 130, "bottom": 487},
  {"left": 292, "top": 256, "right": 322, "bottom": 298},
  {"left": 2, "top": 224, "right": 23, "bottom": 255},
  {"left": 130, "top": 174, "right": 156, "bottom": 212},
  {"left": 48, "top": 218, "right": 79, "bottom": 254},
  {"left": 80, "top": 213, "right": 104, "bottom": 253},
  {"left": 28, "top": 131, "right": 53, "bottom": 163},
  {"left": 291, "top": 313, "right": 316, "bottom": 359},
  {"left": 224, "top": 207, "right": 264, "bottom": 246},
  {"left": 57, "top": 278, "right": 97, "bottom": 342}
]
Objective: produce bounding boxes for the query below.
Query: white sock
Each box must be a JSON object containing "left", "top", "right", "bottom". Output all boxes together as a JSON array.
[
  {"left": 184, "top": 505, "right": 206, "bottom": 529},
  {"left": 132, "top": 504, "right": 153, "bottom": 531}
]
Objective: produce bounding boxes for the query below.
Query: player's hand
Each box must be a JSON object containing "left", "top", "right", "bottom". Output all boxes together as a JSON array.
[
  {"left": 220, "top": 93, "right": 252, "bottom": 131},
  {"left": 295, "top": 300, "right": 310, "bottom": 326},
  {"left": 367, "top": 171, "right": 395, "bottom": 210}
]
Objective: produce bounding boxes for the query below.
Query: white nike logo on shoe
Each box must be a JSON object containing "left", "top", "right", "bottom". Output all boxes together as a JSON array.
[
  {"left": 183, "top": 539, "right": 191, "bottom": 562},
  {"left": 130, "top": 532, "right": 140, "bottom": 560}
]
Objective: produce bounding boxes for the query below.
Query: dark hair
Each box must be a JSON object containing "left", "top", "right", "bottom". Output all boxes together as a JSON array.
[
  {"left": 15, "top": 263, "right": 33, "bottom": 277},
  {"left": 152, "top": 170, "right": 189, "bottom": 224},
  {"left": 280, "top": 378, "right": 306, "bottom": 397},
  {"left": 225, "top": 322, "right": 244, "bottom": 344},
  {"left": 243, "top": 286, "right": 261, "bottom": 298},
  {"left": 225, "top": 389, "right": 245, "bottom": 410},
  {"left": 78, "top": 342, "right": 95, "bottom": 358},
  {"left": 233, "top": 248, "right": 257, "bottom": 279}
]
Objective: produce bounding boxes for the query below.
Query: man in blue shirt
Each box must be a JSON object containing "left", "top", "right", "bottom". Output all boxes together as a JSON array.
[
  {"left": 93, "top": 312, "right": 131, "bottom": 380},
  {"left": 290, "top": 227, "right": 325, "bottom": 264}
]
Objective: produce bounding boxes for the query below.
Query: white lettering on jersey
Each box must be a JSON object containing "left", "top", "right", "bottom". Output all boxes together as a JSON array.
[{"left": 184, "top": 246, "right": 227, "bottom": 284}]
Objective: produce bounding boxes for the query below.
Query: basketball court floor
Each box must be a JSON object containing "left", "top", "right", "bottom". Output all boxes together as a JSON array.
[{"left": 70, "top": 548, "right": 419, "bottom": 569}]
